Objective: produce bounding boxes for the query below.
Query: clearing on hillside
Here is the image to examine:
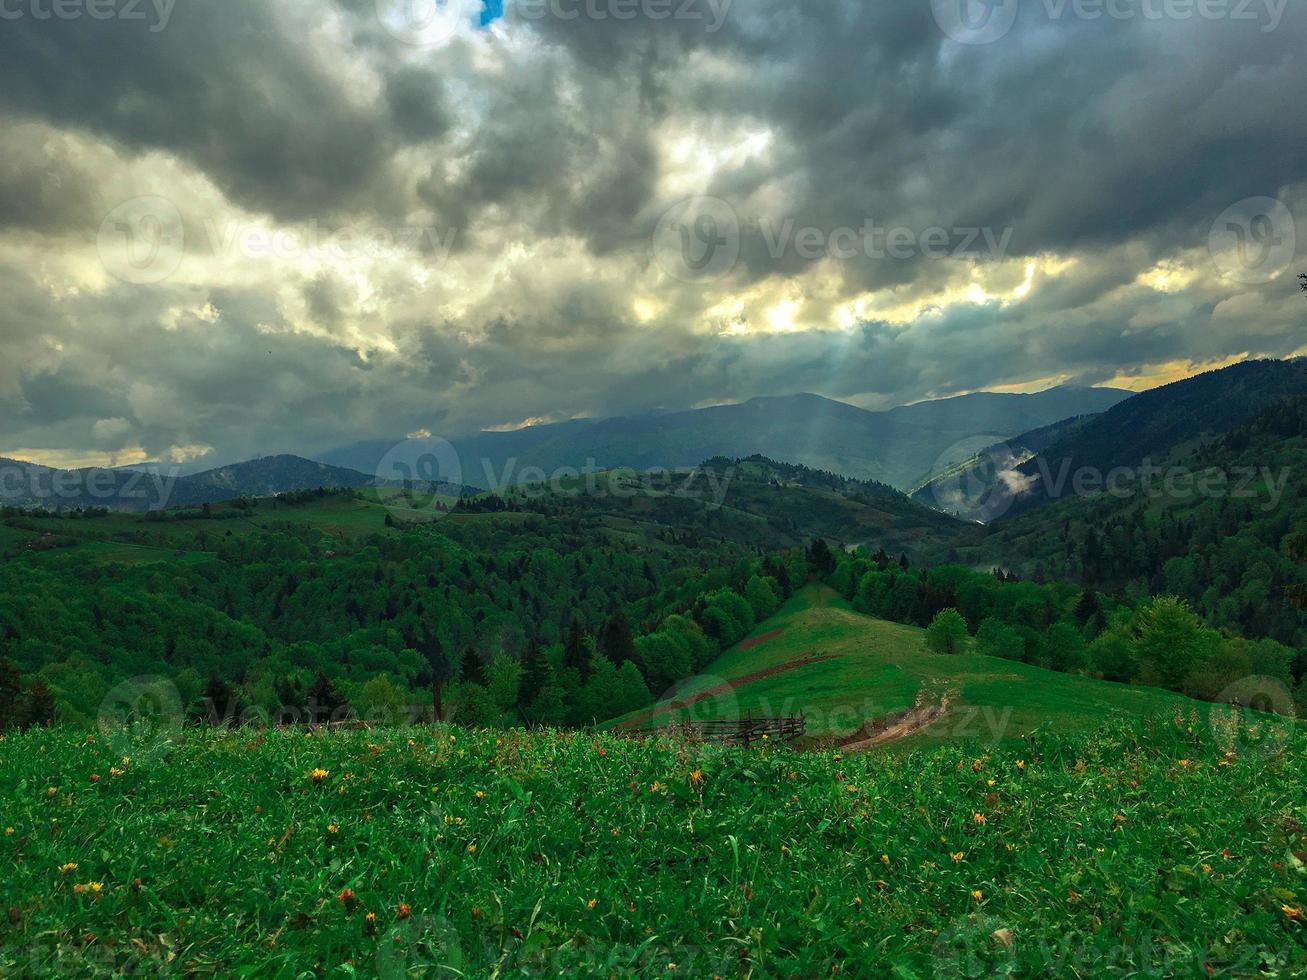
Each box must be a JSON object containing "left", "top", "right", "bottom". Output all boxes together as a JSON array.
[{"left": 610, "top": 585, "right": 1198, "bottom": 747}]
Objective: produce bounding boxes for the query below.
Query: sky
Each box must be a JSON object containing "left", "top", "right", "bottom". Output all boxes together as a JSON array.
[{"left": 1, "top": 0, "right": 1304, "bottom": 469}]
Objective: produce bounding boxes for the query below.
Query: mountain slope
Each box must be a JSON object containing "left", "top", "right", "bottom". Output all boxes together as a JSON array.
[
  {"left": 909, "top": 414, "right": 1099, "bottom": 522},
  {"left": 997, "top": 359, "right": 1307, "bottom": 518},
  {"left": 608, "top": 585, "right": 1196, "bottom": 741},
  {"left": 487, "top": 454, "right": 967, "bottom": 556},
  {"left": 930, "top": 393, "right": 1307, "bottom": 647},
  {"left": 320, "top": 386, "right": 1130, "bottom": 492}
]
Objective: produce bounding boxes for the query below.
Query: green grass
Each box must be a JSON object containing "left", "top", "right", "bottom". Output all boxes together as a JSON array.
[
  {"left": 1, "top": 720, "right": 1303, "bottom": 976},
  {"left": 614, "top": 586, "right": 1202, "bottom": 747}
]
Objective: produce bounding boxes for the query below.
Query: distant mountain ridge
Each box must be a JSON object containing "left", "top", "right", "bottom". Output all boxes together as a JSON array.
[
  {"left": 0, "top": 454, "right": 466, "bottom": 513},
  {"left": 319, "top": 385, "right": 1132, "bottom": 492}
]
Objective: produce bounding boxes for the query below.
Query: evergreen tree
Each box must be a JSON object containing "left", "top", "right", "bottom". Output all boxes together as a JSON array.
[
  {"left": 192, "top": 674, "right": 239, "bottom": 727},
  {"left": 307, "top": 670, "right": 350, "bottom": 724},
  {"left": 0, "top": 658, "right": 21, "bottom": 730},
  {"left": 460, "top": 647, "right": 488, "bottom": 686},
  {"left": 20, "top": 681, "right": 56, "bottom": 729},
  {"left": 808, "top": 538, "right": 836, "bottom": 576},
  {"left": 420, "top": 635, "right": 454, "bottom": 722},
  {"left": 563, "top": 613, "right": 592, "bottom": 680},
  {"left": 598, "top": 611, "right": 636, "bottom": 668},
  {"left": 517, "top": 639, "right": 551, "bottom": 714}
]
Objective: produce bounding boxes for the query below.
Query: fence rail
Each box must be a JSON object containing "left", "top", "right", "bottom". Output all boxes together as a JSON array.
[{"left": 621, "top": 711, "right": 806, "bottom": 746}]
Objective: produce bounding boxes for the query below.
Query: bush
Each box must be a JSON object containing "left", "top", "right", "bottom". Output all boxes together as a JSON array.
[{"left": 925, "top": 608, "right": 969, "bottom": 655}]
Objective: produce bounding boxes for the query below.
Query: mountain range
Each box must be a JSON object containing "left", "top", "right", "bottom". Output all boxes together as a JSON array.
[
  {"left": 319, "top": 385, "right": 1131, "bottom": 493},
  {"left": 0, "top": 454, "right": 464, "bottom": 514}
]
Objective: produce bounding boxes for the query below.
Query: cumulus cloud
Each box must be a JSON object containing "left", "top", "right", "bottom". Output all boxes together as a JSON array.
[{"left": 0, "top": 0, "right": 1304, "bottom": 466}]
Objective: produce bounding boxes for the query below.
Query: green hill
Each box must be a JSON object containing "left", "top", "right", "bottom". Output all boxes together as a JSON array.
[{"left": 612, "top": 585, "right": 1197, "bottom": 747}]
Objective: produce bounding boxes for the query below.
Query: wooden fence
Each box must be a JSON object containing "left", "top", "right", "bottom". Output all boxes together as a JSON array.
[{"left": 622, "top": 711, "right": 806, "bottom": 746}]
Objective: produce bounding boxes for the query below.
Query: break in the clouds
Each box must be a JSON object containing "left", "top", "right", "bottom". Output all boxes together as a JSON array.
[{"left": 0, "top": 0, "right": 1304, "bottom": 468}]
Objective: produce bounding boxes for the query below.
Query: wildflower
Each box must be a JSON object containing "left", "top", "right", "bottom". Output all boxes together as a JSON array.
[
  {"left": 971, "top": 890, "right": 983, "bottom": 902},
  {"left": 881, "top": 854, "right": 890, "bottom": 866},
  {"left": 449, "top": 735, "right": 456, "bottom": 744},
  {"left": 73, "top": 883, "right": 87, "bottom": 895},
  {"left": 587, "top": 899, "right": 598, "bottom": 909},
  {"left": 58, "top": 863, "right": 78, "bottom": 875},
  {"left": 650, "top": 782, "right": 666, "bottom": 793},
  {"left": 46, "top": 787, "right": 57, "bottom": 798},
  {"left": 846, "top": 785, "right": 859, "bottom": 794},
  {"left": 951, "top": 852, "right": 965, "bottom": 863},
  {"left": 87, "top": 882, "right": 103, "bottom": 895},
  {"left": 397, "top": 903, "right": 412, "bottom": 920},
  {"left": 309, "top": 769, "right": 330, "bottom": 784},
  {"left": 474, "top": 791, "right": 485, "bottom": 801},
  {"left": 467, "top": 844, "right": 477, "bottom": 854},
  {"left": 89, "top": 774, "right": 100, "bottom": 784},
  {"left": 365, "top": 911, "right": 378, "bottom": 929},
  {"left": 853, "top": 896, "right": 862, "bottom": 909},
  {"left": 471, "top": 906, "right": 483, "bottom": 919},
  {"left": 1068, "top": 890, "right": 1080, "bottom": 904},
  {"left": 338, "top": 888, "right": 356, "bottom": 909},
  {"left": 109, "top": 767, "right": 124, "bottom": 778},
  {"left": 1283, "top": 905, "right": 1302, "bottom": 921},
  {"left": 1016, "top": 760, "right": 1025, "bottom": 771},
  {"left": 973, "top": 813, "right": 987, "bottom": 825},
  {"left": 1201, "top": 863, "right": 1212, "bottom": 874},
  {"left": 689, "top": 769, "right": 704, "bottom": 788},
  {"left": 327, "top": 825, "right": 339, "bottom": 835},
  {"left": 4, "top": 827, "right": 13, "bottom": 836}
]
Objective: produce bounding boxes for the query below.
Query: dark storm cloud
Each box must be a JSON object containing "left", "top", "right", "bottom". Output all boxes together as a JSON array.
[
  {"left": 0, "top": 0, "right": 1304, "bottom": 466},
  {"left": 0, "top": 0, "right": 441, "bottom": 223}
]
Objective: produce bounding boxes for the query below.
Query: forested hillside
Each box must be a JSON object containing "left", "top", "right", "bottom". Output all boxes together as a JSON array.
[{"left": 935, "top": 395, "right": 1307, "bottom": 649}]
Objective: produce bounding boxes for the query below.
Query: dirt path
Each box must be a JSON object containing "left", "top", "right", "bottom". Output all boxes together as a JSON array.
[
  {"left": 839, "top": 691, "right": 956, "bottom": 753},
  {"left": 617, "top": 653, "right": 842, "bottom": 730}
]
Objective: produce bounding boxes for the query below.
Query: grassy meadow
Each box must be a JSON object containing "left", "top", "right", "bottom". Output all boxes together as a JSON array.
[
  {"left": 1, "top": 715, "right": 1304, "bottom": 977},
  {"left": 611, "top": 586, "right": 1197, "bottom": 748}
]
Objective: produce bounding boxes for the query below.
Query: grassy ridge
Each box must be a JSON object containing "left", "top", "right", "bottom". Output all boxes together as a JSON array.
[
  {"left": 615, "top": 586, "right": 1196, "bottom": 747},
  {"left": 1, "top": 719, "right": 1303, "bottom": 976}
]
